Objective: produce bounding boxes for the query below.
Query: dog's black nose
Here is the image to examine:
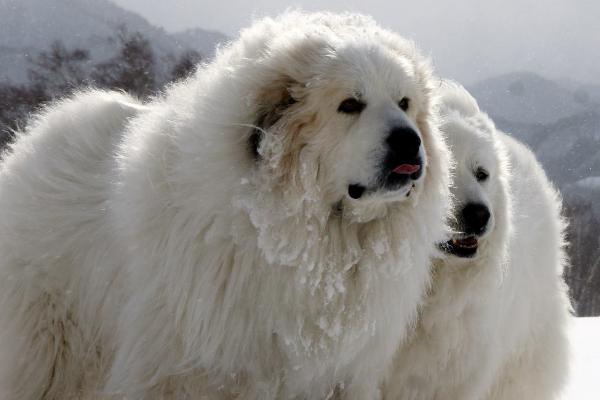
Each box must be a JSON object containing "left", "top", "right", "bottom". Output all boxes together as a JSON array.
[
  {"left": 386, "top": 126, "right": 421, "bottom": 159},
  {"left": 462, "top": 203, "right": 490, "bottom": 235}
]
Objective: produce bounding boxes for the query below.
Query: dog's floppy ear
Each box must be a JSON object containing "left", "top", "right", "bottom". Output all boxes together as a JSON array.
[
  {"left": 248, "top": 35, "right": 332, "bottom": 159},
  {"left": 249, "top": 76, "right": 298, "bottom": 159}
]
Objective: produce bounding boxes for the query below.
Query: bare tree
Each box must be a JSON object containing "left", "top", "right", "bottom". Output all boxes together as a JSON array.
[
  {"left": 0, "top": 83, "right": 48, "bottom": 145},
  {"left": 1, "top": 41, "right": 88, "bottom": 141},
  {"left": 92, "top": 27, "right": 156, "bottom": 98},
  {"left": 1, "top": 29, "right": 173, "bottom": 144},
  {"left": 564, "top": 198, "right": 600, "bottom": 316},
  {"left": 28, "top": 41, "right": 90, "bottom": 97},
  {"left": 170, "top": 50, "right": 201, "bottom": 82}
]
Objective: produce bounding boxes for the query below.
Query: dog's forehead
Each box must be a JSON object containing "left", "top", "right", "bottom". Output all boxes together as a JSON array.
[
  {"left": 446, "top": 118, "right": 497, "bottom": 168},
  {"left": 328, "top": 42, "right": 417, "bottom": 96}
]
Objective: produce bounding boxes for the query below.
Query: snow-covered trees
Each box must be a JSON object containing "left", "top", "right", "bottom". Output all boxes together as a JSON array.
[{"left": 0, "top": 29, "right": 201, "bottom": 144}]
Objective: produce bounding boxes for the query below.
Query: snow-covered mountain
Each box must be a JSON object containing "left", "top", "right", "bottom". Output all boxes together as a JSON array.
[
  {"left": 534, "top": 111, "right": 600, "bottom": 186},
  {"left": 469, "top": 71, "right": 600, "bottom": 126},
  {"left": 468, "top": 72, "right": 600, "bottom": 186},
  {"left": 0, "top": 0, "right": 228, "bottom": 84},
  {"left": 170, "top": 28, "right": 229, "bottom": 56}
]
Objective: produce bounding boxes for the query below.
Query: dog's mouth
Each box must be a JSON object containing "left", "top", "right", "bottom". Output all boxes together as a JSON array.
[
  {"left": 384, "top": 159, "right": 422, "bottom": 190},
  {"left": 440, "top": 235, "right": 479, "bottom": 258},
  {"left": 392, "top": 163, "right": 421, "bottom": 175},
  {"left": 347, "top": 160, "right": 422, "bottom": 200}
]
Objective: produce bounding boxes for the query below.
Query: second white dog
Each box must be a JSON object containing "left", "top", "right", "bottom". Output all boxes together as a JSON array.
[{"left": 383, "top": 82, "right": 572, "bottom": 400}]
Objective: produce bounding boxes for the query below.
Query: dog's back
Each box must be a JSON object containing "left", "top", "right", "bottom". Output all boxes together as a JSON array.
[
  {"left": 0, "top": 90, "right": 143, "bottom": 399},
  {"left": 486, "top": 133, "right": 571, "bottom": 399}
]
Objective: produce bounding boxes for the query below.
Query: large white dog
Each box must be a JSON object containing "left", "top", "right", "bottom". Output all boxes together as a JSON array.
[
  {"left": 0, "top": 12, "right": 451, "bottom": 399},
  {"left": 383, "top": 82, "right": 572, "bottom": 399}
]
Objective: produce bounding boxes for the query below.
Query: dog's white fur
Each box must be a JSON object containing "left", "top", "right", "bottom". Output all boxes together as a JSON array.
[
  {"left": 383, "top": 82, "right": 571, "bottom": 400},
  {"left": 0, "top": 12, "right": 451, "bottom": 399}
]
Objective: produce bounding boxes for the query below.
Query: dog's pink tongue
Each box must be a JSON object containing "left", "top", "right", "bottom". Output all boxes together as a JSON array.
[{"left": 392, "top": 164, "right": 420, "bottom": 175}]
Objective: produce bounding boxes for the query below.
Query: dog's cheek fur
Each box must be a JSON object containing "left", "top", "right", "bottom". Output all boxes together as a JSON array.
[
  {"left": 249, "top": 80, "right": 298, "bottom": 161},
  {"left": 247, "top": 40, "right": 335, "bottom": 193},
  {"left": 257, "top": 106, "right": 322, "bottom": 194}
]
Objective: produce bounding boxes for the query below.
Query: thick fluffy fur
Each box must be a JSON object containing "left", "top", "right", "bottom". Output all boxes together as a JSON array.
[
  {"left": 0, "top": 12, "right": 450, "bottom": 399},
  {"left": 383, "top": 82, "right": 572, "bottom": 400}
]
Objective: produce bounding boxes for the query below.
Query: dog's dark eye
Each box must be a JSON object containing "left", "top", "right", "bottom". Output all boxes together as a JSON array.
[
  {"left": 338, "top": 98, "right": 365, "bottom": 114},
  {"left": 475, "top": 167, "right": 489, "bottom": 182},
  {"left": 398, "top": 97, "right": 410, "bottom": 112}
]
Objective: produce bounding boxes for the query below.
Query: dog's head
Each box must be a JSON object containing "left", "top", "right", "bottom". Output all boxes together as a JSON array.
[
  {"left": 241, "top": 13, "right": 440, "bottom": 217},
  {"left": 437, "top": 82, "right": 511, "bottom": 261}
]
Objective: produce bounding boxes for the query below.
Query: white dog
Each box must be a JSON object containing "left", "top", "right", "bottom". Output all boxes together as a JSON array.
[
  {"left": 0, "top": 12, "right": 451, "bottom": 399},
  {"left": 383, "top": 81, "right": 572, "bottom": 400}
]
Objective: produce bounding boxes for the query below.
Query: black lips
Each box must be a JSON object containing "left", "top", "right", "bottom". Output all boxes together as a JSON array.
[{"left": 439, "top": 237, "right": 479, "bottom": 258}]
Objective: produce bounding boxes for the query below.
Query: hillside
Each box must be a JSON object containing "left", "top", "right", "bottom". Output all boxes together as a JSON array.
[
  {"left": 0, "top": 0, "right": 228, "bottom": 84},
  {"left": 468, "top": 72, "right": 600, "bottom": 186},
  {"left": 469, "top": 71, "right": 600, "bottom": 126}
]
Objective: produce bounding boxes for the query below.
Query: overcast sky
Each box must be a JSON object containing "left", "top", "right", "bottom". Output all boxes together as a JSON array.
[{"left": 112, "top": 0, "right": 600, "bottom": 85}]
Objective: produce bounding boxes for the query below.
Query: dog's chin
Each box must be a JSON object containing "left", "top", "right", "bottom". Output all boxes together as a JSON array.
[
  {"left": 347, "top": 165, "right": 423, "bottom": 202},
  {"left": 347, "top": 181, "right": 416, "bottom": 203},
  {"left": 439, "top": 235, "right": 481, "bottom": 259},
  {"left": 337, "top": 183, "right": 416, "bottom": 223}
]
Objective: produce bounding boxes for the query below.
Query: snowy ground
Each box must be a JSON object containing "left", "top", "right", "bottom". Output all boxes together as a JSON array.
[{"left": 562, "top": 317, "right": 600, "bottom": 399}]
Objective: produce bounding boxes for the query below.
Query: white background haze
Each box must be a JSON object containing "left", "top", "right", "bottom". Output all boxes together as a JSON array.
[{"left": 112, "top": 0, "right": 600, "bottom": 86}]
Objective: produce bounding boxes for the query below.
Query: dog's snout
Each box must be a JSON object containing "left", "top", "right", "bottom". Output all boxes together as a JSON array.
[
  {"left": 462, "top": 203, "right": 491, "bottom": 235},
  {"left": 386, "top": 126, "right": 421, "bottom": 159}
]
